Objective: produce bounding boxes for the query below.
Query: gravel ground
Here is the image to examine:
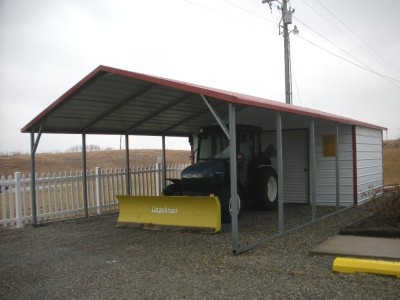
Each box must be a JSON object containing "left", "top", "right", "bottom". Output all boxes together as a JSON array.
[{"left": 0, "top": 205, "right": 399, "bottom": 300}]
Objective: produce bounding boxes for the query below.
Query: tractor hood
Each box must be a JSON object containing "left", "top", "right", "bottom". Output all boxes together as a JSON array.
[{"left": 181, "top": 160, "right": 226, "bottom": 179}]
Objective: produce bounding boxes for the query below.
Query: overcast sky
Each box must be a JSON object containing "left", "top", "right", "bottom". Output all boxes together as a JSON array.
[{"left": 1, "top": 0, "right": 399, "bottom": 154}]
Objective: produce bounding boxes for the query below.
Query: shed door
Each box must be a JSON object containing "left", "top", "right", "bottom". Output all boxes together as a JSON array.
[{"left": 261, "top": 129, "right": 309, "bottom": 203}]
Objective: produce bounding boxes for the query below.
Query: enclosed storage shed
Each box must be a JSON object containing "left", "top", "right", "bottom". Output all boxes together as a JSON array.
[{"left": 260, "top": 122, "right": 383, "bottom": 207}]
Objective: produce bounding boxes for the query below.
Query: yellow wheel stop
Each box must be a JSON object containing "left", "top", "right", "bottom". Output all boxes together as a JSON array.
[{"left": 333, "top": 257, "right": 400, "bottom": 278}]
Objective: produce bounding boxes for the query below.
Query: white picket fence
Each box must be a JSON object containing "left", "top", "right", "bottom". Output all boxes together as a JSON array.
[{"left": 0, "top": 163, "right": 188, "bottom": 228}]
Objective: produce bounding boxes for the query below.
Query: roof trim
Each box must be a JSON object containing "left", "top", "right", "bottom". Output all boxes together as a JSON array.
[{"left": 21, "top": 65, "right": 386, "bottom": 133}]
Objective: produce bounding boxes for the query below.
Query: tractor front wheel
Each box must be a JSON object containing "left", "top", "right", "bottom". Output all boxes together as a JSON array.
[
  {"left": 162, "top": 183, "right": 182, "bottom": 196},
  {"left": 217, "top": 186, "right": 243, "bottom": 224}
]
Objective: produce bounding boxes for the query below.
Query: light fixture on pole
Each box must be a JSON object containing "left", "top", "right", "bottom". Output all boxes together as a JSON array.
[
  {"left": 262, "top": 0, "right": 298, "bottom": 105},
  {"left": 292, "top": 25, "right": 299, "bottom": 36}
]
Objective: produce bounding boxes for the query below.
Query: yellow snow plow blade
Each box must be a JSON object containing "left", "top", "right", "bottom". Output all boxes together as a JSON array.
[{"left": 116, "top": 195, "right": 221, "bottom": 234}]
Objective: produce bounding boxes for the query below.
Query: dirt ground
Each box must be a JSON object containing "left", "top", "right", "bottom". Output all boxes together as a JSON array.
[{"left": 1, "top": 205, "right": 399, "bottom": 300}]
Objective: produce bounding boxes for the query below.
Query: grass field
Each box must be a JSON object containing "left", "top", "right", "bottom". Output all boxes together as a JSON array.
[
  {"left": 383, "top": 140, "right": 400, "bottom": 185},
  {"left": 1, "top": 141, "right": 399, "bottom": 185},
  {"left": 0, "top": 149, "right": 191, "bottom": 177}
]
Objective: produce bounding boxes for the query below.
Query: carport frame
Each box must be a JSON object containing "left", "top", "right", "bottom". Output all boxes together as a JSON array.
[{"left": 22, "top": 65, "right": 385, "bottom": 253}]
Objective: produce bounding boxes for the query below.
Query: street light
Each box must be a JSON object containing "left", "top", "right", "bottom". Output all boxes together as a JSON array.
[{"left": 292, "top": 25, "right": 299, "bottom": 36}]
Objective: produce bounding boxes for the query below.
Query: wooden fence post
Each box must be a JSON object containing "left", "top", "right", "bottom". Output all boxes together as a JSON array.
[
  {"left": 15, "top": 172, "right": 23, "bottom": 228},
  {"left": 95, "top": 167, "right": 102, "bottom": 215}
]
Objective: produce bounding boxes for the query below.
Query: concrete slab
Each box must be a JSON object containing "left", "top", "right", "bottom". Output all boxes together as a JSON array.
[{"left": 310, "top": 235, "right": 400, "bottom": 260}]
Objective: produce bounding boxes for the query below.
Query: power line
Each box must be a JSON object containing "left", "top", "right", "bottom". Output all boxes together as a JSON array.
[
  {"left": 293, "top": 4, "right": 400, "bottom": 88},
  {"left": 185, "top": 0, "right": 278, "bottom": 27},
  {"left": 291, "top": 3, "right": 400, "bottom": 89},
  {"left": 297, "top": 34, "right": 400, "bottom": 84},
  {"left": 186, "top": 0, "right": 400, "bottom": 87},
  {"left": 220, "top": 0, "right": 277, "bottom": 25},
  {"left": 223, "top": 0, "right": 296, "bottom": 104},
  {"left": 299, "top": 0, "right": 378, "bottom": 71},
  {"left": 293, "top": 16, "right": 376, "bottom": 73},
  {"left": 290, "top": 53, "right": 302, "bottom": 106},
  {"left": 293, "top": 16, "right": 400, "bottom": 89},
  {"left": 221, "top": 0, "right": 399, "bottom": 86},
  {"left": 184, "top": 0, "right": 251, "bottom": 24},
  {"left": 311, "top": 0, "right": 400, "bottom": 78}
]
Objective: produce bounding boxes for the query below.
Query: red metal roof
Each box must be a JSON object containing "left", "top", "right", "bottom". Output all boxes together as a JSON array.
[{"left": 21, "top": 65, "right": 385, "bottom": 134}]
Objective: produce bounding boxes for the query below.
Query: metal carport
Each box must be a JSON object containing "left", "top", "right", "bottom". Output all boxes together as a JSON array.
[{"left": 22, "top": 65, "right": 385, "bottom": 254}]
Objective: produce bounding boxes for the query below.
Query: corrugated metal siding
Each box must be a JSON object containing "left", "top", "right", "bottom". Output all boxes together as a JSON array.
[
  {"left": 356, "top": 126, "right": 384, "bottom": 203},
  {"left": 261, "top": 129, "right": 309, "bottom": 203},
  {"left": 315, "top": 124, "right": 354, "bottom": 206}
]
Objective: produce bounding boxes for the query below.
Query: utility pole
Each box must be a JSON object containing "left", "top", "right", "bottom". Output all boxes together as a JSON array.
[
  {"left": 282, "top": 0, "right": 291, "bottom": 104},
  {"left": 263, "top": 0, "right": 298, "bottom": 105}
]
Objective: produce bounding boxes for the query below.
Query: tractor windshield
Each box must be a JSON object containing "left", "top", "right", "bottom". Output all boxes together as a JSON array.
[
  {"left": 198, "top": 132, "right": 230, "bottom": 160},
  {"left": 198, "top": 131, "right": 259, "bottom": 160},
  {"left": 198, "top": 126, "right": 261, "bottom": 160}
]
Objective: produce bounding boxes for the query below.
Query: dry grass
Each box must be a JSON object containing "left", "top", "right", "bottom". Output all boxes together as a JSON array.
[
  {"left": 367, "top": 185, "right": 400, "bottom": 228},
  {"left": 0, "top": 149, "right": 191, "bottom": 176},
  {"left": 383, "top": 140, "right": 400, "bottom": 185},
  {"left": 1, "top": 140, "right": 399, "bottom": 185}
]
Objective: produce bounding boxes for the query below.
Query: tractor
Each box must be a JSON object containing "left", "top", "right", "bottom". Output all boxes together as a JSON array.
[{"left": 163, "top": 125, "right": 278, "bottom": 223}]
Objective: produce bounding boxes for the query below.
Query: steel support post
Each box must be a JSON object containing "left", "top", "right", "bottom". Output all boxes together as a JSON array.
[
  {"left": 30, "top": 132, "right": 38, "bottom": 226},
  {"left": 276, "top": 113, "right": 284, "bottom": 233},
  {"left": 161, "top": 135, "right": 167, "bottom": 191},
  {"left": 200, "top": 94, "right": 237, "bottom": 251},
  {"left": 309, "top": 120, "right": 316, "bottom": 221},
  {"left": 82, "top": 134, "right": 89, "bottom": 218},
  {"left": 30, "top": 125, "right": 44, "bottom": 226},
  {"left": 229, "top": 103, "right": 239, "bottom": 253},
  {"left": 125, "top": 134, "right": 131, "bottom": 194},
  {"left": 335, "top": 122, "right": 340, "bottom": 210}
]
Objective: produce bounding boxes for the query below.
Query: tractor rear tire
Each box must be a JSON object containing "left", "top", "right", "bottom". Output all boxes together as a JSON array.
[{"left": 254, "top": 167, "right": 278, "bottom": 210}]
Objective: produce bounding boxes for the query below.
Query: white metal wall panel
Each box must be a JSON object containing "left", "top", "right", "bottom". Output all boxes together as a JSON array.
[
  {"left": 261, "top": 129, "right": 309, "bottom": 203},
  {"left": 356, "top": 127, "right": 383, "bottom": 203},
  {"left": 314, "top": 124, "right": 354, "bottom": 206}
]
